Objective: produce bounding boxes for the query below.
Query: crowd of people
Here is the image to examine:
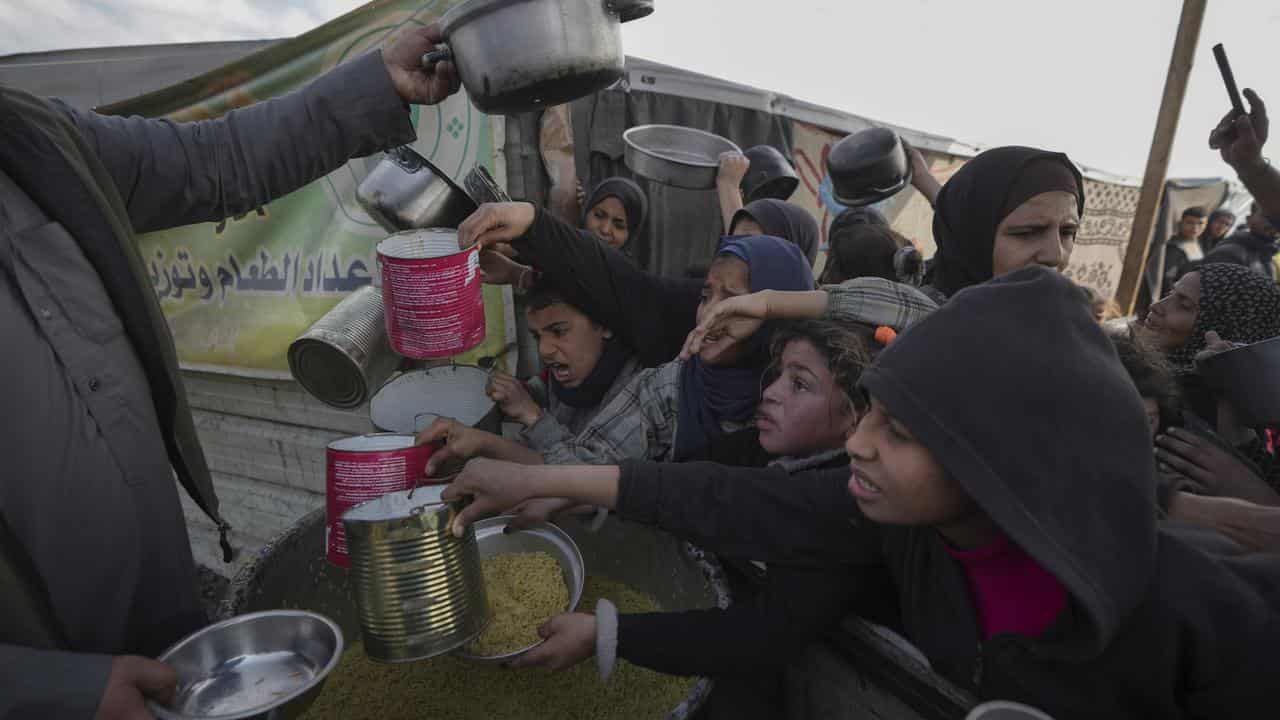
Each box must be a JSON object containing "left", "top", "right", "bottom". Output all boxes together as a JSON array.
[{"left": 4, "top": 18, "right": 1280, "bottom": 720}]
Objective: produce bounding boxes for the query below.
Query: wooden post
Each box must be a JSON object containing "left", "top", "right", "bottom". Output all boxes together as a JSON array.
[{"left": 1114, "top": 0, "right": 1208, "bottom": 313}]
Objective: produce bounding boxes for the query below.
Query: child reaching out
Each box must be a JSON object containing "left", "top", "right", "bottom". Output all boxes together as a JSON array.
[{"left": 445, "top": 266, "right": 1277, "bottom": 718}]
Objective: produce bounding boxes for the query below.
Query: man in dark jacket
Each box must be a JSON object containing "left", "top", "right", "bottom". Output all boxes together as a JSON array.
[
  {"left": 1204, "top": 201, "right": 1280, "bottom": 280},
  {"left": 0, "top": 27, "right": 459, "bottom": 719}
]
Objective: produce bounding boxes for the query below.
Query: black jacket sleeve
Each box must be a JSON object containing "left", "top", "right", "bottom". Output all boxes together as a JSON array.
[
  {"left": 513, "top": 207, "right": 703, "bottom": 366},
  {"left": 616, "top": 460, "right": 882, "bottom": 566},
  {"left": 616, "top": 564, "right": 857, "bottom": 676}
]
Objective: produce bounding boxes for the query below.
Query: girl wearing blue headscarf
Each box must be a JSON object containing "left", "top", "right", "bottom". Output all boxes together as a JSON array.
[{"left": 537, "top": 234, "right": 815, "bottom": 465}]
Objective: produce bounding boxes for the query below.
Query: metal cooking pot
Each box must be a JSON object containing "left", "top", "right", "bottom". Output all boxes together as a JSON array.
[
  {"left": 623, "top": 124, "right": 741, "bottom": 189},
  {"left": 741, "top": 145, "right": 800, "bottom": 202},
  {"left": 828, "top": 127, "right": 913, "bottom": 207},
  {"left": 422, "top": 0, "right": 654, "bottom": 115},
  {"left": 356, "top": 146, "right": 477, "bottom": 232}
]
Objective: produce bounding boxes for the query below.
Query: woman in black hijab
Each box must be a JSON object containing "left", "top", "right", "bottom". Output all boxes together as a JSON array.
[
  {"left": 729, "top": 198, "right": 821, "bottom": 266},
  {"left": 924, "top": 146, "right": 1084, "bottom": 299},
  {"left": 581, "top": 177, "right": 647, "bottom": 252}
]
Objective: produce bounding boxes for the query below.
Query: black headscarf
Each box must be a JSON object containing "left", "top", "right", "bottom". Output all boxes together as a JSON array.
[
  {"left": 1167, "top": 262, "right": 1280, "bottom": 371},
  {"left": 822, "top": 219, "right": 910, "bottom": 285},
  {"left": 925, "top": 146, "right": 1084, "bottom": 298},
  {"left": 731, "top": 199, "right": 821, "bottom": 265},
  {"left": 674, "top": 235, "right": 814, "bottom": 460},
  {"left": 861, "top": 265, "right": 1157, "bottom": 660},
  {"left": 581, "top": 177, "right": 647, "bottom": 242}
]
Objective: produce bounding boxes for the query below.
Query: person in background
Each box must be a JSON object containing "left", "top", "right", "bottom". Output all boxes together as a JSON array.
[
  {"left": 729, "top": 199, "right": 821, "bottom": 267},
  {"left": 1200, "top": 208, "right": 1237, "bottom": 254},
  {"left": 1109, "top": 329, "right": 1280, "bottom": 552},
  {"left": 922, "top": 146, "right": 1083, "bottom": 301},
  {"left": 1204, "top": 202, "right": 1279, "bottom": 281},
  {"left": 1159, "top": 206, "right": 1208, "bottom": 293},
  {"left": 445, "top": 267, "right": 1280, "bottom": 719},
  {"left": 579, "top": 176, "right": 647, "bottom": 253},
  {"left": 819, "top": 218, "right": 923, "bottom": 286},
  {"left": 1138, "top": 263, "right": 1280, "bottom": 502},
  {"left": 0, "top": 24, "right": 459, "bottom": 719}
]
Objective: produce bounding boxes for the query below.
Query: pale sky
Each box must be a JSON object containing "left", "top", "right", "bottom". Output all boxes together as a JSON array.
[{"left": 2, "top": 0, "right": 1276, "bottom": 177}]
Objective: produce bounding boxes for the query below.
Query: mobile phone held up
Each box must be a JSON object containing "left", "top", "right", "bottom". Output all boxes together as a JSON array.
[{"left": 1212, "top": 43, "right": 1246, "bottom": 144}]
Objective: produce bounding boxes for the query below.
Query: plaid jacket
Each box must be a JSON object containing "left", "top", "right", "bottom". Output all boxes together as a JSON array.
[
  {"left": 541, "top": 360, "right": 685, "bottom": 465},
  {"left": 822, "top": 277, "right": 938, "bottom": 331}
]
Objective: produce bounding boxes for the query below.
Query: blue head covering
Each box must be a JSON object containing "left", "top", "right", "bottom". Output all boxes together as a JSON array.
[{"left": 674, "top": 235, "right": 815, "bottom": 460}]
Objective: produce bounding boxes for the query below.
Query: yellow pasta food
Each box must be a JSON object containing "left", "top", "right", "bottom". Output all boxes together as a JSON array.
[
  {"left": 465, "top": 551, "right": 569, "bottom": 657},
  {"left": 305, "top": 576, "right": 696, "bottom": 720}
]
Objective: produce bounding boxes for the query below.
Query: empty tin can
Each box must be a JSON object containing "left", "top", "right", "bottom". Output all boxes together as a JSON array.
[
  {"left": 288, "top": 286, "right": 400, "bottom": 409},
  {"left": 341, "top": 487, "right": 489, "bottom": 663}
]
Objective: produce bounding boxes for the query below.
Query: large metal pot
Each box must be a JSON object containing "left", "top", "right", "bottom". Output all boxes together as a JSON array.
[
  {"left": 223, "top": 509, "right": 727, "bottom": 719},
  {"left": 423, "top": 0, "right": 654, "bottom": 115},
  {"left": 827, "top": 127, "right": 913, "bottom": 208}
]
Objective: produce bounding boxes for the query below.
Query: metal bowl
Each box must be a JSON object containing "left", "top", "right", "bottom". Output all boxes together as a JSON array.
[
  {"left": 623, "top": 124, "right": 741, "bottom": 189},
  {"left": 453, "top": 515, "right": 586, "bottom": 664},
  {"left": 828, "top": 127, "right": 913, "bottom": 207},
  {"left": 149, "top": 610, "right": 343, "bottom": 720},
  {"left": 356, "top": 146, "right": 477, "bottom": 232}
]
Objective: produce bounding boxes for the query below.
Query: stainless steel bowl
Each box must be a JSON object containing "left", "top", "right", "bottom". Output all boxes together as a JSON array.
[
  {"left": 356, "top": 146, "right": 477, "bottom": 232},
  {"left": 148, "top": 610, "right": 343, "bottom": 720},
  {"left": 623, "top": 124, "right": 741, "bottom": 189},
  {"left": 453, "top": 515, "right": 586, "bottom": 664}
]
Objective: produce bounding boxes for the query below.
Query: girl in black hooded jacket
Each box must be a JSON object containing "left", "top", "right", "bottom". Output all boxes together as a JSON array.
[{"left": 445, "top": 267, "right": 1278, "bottom": 719}]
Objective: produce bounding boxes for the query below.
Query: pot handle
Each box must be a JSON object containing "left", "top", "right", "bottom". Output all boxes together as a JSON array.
[
  {"left": 421, "top": 43, "right": 454, "bottom": 72},
  {"left": 609, "top": 0, "right": 654, "bottom": 23}
]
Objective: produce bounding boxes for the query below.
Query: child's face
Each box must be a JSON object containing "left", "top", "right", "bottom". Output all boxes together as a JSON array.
[
  {"left": 844, "top": 396, "right": 976, "bottom": 528},
  {"left": 584, "top": 196, "right": 631, "bottom": 249},
  {"left": 696, "top": 257, "right": 752, "bottom": 366},
  {"left": 526, "top": 302, "right": 610, "bottom": 388},
  {"left": 756, "top": 339, "right": 856, "bottom": 457}
]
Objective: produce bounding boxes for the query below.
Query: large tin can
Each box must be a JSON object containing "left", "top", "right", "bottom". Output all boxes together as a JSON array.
[
  {"left": 288, "top": 286, "right": 400, "bottom": 409},
  {"left": 324, "top": 434, "right": 436, "bottom": 568},
  {"left": 341, "top": 487, "right": 489, "bottom": 663}
]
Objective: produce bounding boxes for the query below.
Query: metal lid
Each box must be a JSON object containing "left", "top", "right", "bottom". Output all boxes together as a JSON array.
[{"left": 370, "top": 366, "right": 494, "bottom": 433}]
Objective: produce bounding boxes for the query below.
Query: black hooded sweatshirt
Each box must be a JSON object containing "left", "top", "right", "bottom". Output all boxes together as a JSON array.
[{"left": 614, "top": 267, "right": 1278, "bottom": 718}]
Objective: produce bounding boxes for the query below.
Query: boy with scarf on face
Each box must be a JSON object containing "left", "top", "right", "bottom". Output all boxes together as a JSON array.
[
  {"left": 417, "top": 278, "right": 640, "bottom": 473},
  {"left": 445, "top": 267, "right": 1279, "bottom": 719},
  {"left": 487, "top": 278, "right": 642, "bottom": 446}
]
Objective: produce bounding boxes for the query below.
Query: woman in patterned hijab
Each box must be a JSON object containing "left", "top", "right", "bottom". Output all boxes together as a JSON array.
[{"left": 1142, "top": 263, "right": 1280, "bottom": 371}]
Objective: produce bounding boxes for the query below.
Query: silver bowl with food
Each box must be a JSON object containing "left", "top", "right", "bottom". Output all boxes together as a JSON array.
[{"left": 453, "top": 515, "right": 586, "bottom": 664}]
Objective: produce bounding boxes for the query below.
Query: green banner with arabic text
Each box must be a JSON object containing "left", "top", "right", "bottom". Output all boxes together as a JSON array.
[{"left": 107, "top": 0, "right": 510, "bottom": 378}]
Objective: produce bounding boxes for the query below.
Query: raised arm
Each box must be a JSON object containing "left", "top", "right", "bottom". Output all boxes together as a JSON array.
[
  {"left": 63, "top": 27, "right": 459, "bottom": 234},
  {"left": 1210, "top": 88, "right": 1279, "bottom": 222}
]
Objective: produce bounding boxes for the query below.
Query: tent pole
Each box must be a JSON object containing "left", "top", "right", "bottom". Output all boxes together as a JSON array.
[{"left": 1114, "top": 0, "right": 1207, "bottom": 314}]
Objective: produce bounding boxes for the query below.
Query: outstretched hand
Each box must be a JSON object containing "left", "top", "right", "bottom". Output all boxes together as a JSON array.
[
  {"left": 382, "top": 24, "right": 461, "bottom": 106},
  {"left": 679, "top": 292, "right": 772, "bottom": 361},
  {"left": 458, "top": 202, "right": 538, "bottom": 252},
  {"left": 442, "top": 458, "right": 541, "bottom": 536}
]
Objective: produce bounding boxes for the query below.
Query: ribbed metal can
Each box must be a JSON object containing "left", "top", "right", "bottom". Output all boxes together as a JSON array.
[
  {"left": 288, "top": 285, "right": 400, "bottom": 409},
  {"left": 341, "top": 487, "right": 489, "bottom": 663}
]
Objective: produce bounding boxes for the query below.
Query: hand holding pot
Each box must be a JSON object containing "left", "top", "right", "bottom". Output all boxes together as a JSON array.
[
  {"left": 487, "top": 371, "right": 543, "bottom": 426},
  {"left": 443, "top": 458, "right": 540, "bottom": 534},
  {"left": 418, "top": 417, "right": 498, "bottom": 477},
  {"left": 383, "top": 23, "right": 461, "bottom": 106}
]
